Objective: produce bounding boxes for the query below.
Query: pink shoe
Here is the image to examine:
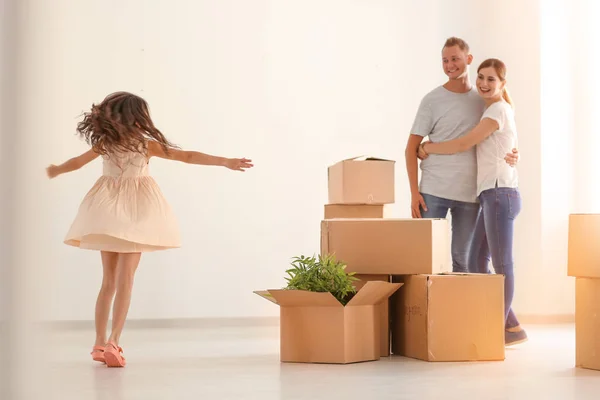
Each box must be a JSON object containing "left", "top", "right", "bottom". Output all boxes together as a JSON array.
[
  {"left": 104, "top": 342, "right": 126, "bottom": 368},
  {"left": 91, "top": 345, "right": 105, "bottom": 363}
]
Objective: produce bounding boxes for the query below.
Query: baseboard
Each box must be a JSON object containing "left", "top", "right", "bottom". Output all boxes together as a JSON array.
[
  {"left": 517, "top": 314, "right": 575, "bottom": 324},
  {"left": 40, "top": 314, "right": 574, "bottom": 331},
  {"left": 43, "top": 316, "right": 280, "bottom": 331}
]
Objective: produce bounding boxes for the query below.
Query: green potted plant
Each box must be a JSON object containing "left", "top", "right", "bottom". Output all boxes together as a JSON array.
[
  {"left": 284, "top": 253, "right": 359, "bottom": 305},
  {"left": 254, "top": 253, "right": 402, "bottom": 364}
]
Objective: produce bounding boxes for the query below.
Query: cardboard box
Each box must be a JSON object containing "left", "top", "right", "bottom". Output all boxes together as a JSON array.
[
  {"left": 568, "top": 214, "right": 600, "bottom": 278},
  {"left": 321, "top": 218, "right": 449, "bottom": 275},
  {"left": 327, "top": 156, "right": 395, "bottom": 205},
  {"left": 353, "top": 274, "right": 392, "bottom": 357},
  {"left": 391, "top": 273, "right": 505, "bottom": 362},
  {"left": 575, "top": 278, "right": 600, "bottom": 371},
  {"left": 324, "top": 204, "right": 385, "bottom": 219},
  {"left": 255, "top": 281, "right": 402, "bottom": 364}
]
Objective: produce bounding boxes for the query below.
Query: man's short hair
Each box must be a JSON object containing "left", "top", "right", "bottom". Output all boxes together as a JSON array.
[{"left": 443, "top": 37, "right": 470, "bottom": 53}]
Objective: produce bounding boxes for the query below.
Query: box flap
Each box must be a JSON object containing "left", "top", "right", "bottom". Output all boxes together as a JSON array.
[
  {"left": 570, "top": 213, "right": 600, "bottom": 215},
  {"left": 342, "top": 155, "right": 395, "bottom": 163},
  {"left": 347, "top": 281, "right": 403, "bottom": 306},
  {"left": 265, "top": 289, "right": 343, "bottom": 307},
  {"left": 253, "top": 290, "right": 279, "bottom": 304},
  {"left": 433, "top": 272, "right": 505, "bottom": 280},
  {"left": 323, "top": 217, "right": 445, "bottom": 222}
]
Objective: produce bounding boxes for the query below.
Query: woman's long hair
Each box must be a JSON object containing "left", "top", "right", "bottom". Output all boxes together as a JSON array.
[
  {"left": 76, "top": 91, "right": 178, "bottom": 156},
  {"left": 477, "top": 58, "right": 514, "bottom": 108}
]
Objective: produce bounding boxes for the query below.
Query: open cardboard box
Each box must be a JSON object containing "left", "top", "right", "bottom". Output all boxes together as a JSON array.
[
  {"left": 353, "top": 274, "right": 392, "bottom": 357},
  {"left": 255, "top": 280, "right": 402, "bottom": 364}
]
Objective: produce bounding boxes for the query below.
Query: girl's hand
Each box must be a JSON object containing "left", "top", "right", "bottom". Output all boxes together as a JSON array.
[
  {"left": 46, "top": 165, "right": 60, "bottom": 179},
  {"left": 224, "top": 157, "right": 253, "bottom": 172}
]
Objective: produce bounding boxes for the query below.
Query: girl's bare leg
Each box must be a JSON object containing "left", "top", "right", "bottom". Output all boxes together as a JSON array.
[
  {"left": 95, "top": 251, "right": 118, "bottom": 346},
  {"left": 107, "top": 252, "right": 141, "bottom": 345}
]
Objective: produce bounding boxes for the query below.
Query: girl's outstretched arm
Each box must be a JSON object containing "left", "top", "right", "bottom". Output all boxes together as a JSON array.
[
  {"left": 148, "top": 141, "right": 253, "bottom": 172},
  {"left": 46, "top": 148, "right": 100, "bottom": 179},
  {"left": 420, "top": 118, "right": 499, "bottom": 156}
]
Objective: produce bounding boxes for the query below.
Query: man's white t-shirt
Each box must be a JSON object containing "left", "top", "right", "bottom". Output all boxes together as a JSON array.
[
  {"left": 476, "top": 100, "right": 519, "bottom": 196},
  {"left": 411, "top": 85, "right": 485, "bottom": 203}
]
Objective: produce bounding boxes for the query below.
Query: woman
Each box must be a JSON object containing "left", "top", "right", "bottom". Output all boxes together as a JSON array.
[{"left": 418, "top": 58, "right": 527, "bottom": 347}]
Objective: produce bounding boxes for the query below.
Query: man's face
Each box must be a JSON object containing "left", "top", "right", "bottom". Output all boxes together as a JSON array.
[{"left": 441, "top": 45, "right": 472, "bottom": 80}]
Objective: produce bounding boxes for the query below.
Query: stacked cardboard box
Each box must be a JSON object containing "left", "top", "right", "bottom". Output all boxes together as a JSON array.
[
  {"left": 567, "top": 214, "right": 600, "bottom": 371},
  {"left": 255, "top": 157, "right": 402, "bottom": 365},
  {"left": 390, "top": 274, "right": 505, "bottom": 362},
  {"left": 320, "top": 156, "right": 506, "bottom": 362},
  {"left": 324, "top": 156, "right": 396, "bottom": 357},
  {"left": 256, "top": 156, "right": 506, "bottom": 364},
  {"left": 324, "top": 156, "right": 392, "bottom": 219}
]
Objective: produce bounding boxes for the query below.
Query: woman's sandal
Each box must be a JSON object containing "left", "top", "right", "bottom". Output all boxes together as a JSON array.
[
  {"left": 91, "top": 345, "right": 106, "bottom": 363},
  {"left": 104, "top": 342, "right": 126, "bottom": 368}
]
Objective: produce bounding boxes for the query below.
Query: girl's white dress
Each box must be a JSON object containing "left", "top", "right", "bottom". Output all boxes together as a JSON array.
[{"left": 64, "top": 149, "right": 181, "bottom": 253}]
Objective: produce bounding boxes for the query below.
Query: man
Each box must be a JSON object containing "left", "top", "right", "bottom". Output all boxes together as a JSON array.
[{"left": 405, "top": 37, "right": 518, "bottom": 273}]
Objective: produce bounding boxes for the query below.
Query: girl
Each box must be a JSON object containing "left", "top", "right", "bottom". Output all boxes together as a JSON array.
[
  {"left": 46, "top": 91, "right": 253, "bottom": 367},
  {"left": 417, "top": 59, "right": 527, "bottom": 347}
]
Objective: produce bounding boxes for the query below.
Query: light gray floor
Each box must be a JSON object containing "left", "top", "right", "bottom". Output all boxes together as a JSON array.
[{"left": 40, "top": 323, "right": 600, "bottom": 399}]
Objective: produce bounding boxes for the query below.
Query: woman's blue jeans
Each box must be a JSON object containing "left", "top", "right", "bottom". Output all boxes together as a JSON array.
[{"left": 468, "top": 186, "right": 522, "bottom": 329}]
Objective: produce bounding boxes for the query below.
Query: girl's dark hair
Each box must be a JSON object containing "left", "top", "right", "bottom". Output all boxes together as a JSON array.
[{"left": 77, "top": 91, "right": 178, "bottom": 156}]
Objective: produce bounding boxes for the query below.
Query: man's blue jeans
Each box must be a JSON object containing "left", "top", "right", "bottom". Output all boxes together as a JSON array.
[
  {"left": 420, "top": 193, "right": 480, "bottom": 273},
  {"left": 468, "top": 187, "right": 522, "bottom": 329}
]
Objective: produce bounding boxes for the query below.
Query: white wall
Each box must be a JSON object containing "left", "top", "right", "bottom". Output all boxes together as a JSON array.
[
  {"left": 2, "top": 1, "right": 52, "bottom": 397},
  {"left": 540, "top": 0, "right": 575, "bottom": 319},
  {"left": 476, "top": 0, "right": 545, "bottom": 317},
  {"left": 538, "top": 0, "right": 600, "bottom": 318},
  {"left": 15, "top": 0, "right": 569, "bottom": 321},
  {"left": 569, "top": 0, "right": 600, "bottom": 212},
  {"left": 434, "top": 0, "right": 545, "bottom": 317}
]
